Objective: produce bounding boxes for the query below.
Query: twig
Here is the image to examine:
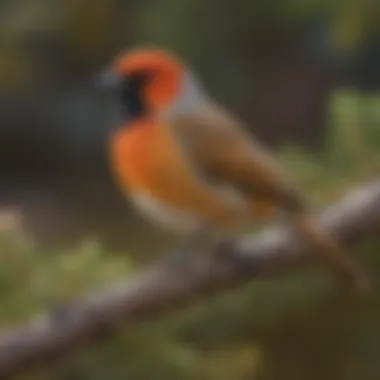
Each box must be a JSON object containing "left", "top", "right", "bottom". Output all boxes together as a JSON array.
[{"left": 0, "top": 179, "right": 380, "bottom": 378}]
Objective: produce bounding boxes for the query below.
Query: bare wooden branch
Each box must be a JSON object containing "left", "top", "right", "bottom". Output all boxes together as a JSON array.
[{"left": 1, "top": 179, "right": 380, "bottom": 378}]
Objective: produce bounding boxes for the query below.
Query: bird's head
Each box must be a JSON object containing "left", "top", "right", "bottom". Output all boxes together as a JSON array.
[{"left": 98, "top": 48, "right": 203, "bottom": 121}]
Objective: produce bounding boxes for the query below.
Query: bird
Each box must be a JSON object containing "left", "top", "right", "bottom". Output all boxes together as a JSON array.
[{"left": 99, "top": 47, "right": 370, "bottom": 293}]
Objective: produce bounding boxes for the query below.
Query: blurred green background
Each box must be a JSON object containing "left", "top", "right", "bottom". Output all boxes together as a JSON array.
[{"left": 0, "top": 0, "right": 380, "bottom": 379}]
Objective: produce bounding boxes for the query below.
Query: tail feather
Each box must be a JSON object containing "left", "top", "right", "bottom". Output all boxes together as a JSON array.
[{"left": 293, "top": 212, "right": 371, "bottom": 294}]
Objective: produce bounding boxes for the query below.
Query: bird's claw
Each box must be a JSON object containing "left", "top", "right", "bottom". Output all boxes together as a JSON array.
[
  {"left": 161, "top": 248, "right": 194, "bottom": 271},
  {"left": 213, "top": 239, "right": 258, "bottom": 277}
]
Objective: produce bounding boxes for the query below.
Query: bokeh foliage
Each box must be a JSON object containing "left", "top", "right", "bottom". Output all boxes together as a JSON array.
[
  {"left": 0, "top": 0, "right": 379, "bottom": 90},
  {"left": 1, "top": 92, "right": 379, "bottom": 380},
  {"left": 0, "top": 1, "right": 379, "bottom": 379}
]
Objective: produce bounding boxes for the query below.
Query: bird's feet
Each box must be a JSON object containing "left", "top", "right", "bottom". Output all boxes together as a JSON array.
[
  {"left": 212, "top": 239, "right": 259, "bottom": 278},
  {"left": 162, "top": 248, "right": 194, "bottom": 270},
  {"left": 160, "top": 236, "right": 261, "bottom": 278},
  {"left": 160, "top": 230, "right": 210, "bottom": 271}
]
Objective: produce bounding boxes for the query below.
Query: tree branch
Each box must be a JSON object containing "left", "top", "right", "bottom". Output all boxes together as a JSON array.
[{"left": 1, "top": 180, "right": 380, "bottom": 378}]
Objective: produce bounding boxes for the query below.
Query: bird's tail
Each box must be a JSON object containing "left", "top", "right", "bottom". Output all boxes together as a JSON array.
[{"left": 292, "top": 211, "right": 371, "bottom": 294}]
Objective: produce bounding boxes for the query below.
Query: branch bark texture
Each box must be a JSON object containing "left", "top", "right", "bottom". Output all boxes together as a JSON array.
[{"left": 1, "top": 179, "right": 380, "bottom": 378}]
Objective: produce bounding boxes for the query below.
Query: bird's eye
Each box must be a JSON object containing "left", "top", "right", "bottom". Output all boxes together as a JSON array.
[
  {"left": 121, "top": 72, "right": 151, "bottom": 97},
  {"left": 131, "top": 71, "right": 154, "bottom": 86},
  {"left": 119, "top": 71, "right": 153, "bottom": 118}
]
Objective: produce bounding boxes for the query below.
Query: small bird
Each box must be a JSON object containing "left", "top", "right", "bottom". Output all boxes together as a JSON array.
[{"left": 99, "top": 47, "right": 370, "bottom": 292}]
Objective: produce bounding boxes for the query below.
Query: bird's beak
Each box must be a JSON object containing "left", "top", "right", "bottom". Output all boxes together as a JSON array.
[
  {"left": 95, "top": 69, "right": 122, "bottom": 92},
  {"left": 94, "top": 69, "right": 126, "bottom": 130}
]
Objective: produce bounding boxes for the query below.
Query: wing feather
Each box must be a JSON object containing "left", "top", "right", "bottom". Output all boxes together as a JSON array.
[{"left": 172, "top": 100, "right": 303, "bottom": 212}]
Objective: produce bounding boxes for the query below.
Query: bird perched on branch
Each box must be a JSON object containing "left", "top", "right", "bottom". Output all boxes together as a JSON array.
[{"left": 99, "top": 47, "right": 370, "bottom": 293}]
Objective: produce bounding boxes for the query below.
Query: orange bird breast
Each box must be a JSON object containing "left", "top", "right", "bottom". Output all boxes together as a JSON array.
[{"left": 110, "top": 120, "right": 248, "bottom": 229}]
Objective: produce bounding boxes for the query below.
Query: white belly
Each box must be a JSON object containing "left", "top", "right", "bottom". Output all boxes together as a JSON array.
[
  {"left": 130, "top": 186, "right": 247, "bottom": 235},
  {"left": 131, "top": 192, "right": 203, "bottom": 235}
]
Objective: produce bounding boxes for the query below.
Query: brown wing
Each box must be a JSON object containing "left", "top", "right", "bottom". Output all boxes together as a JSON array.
[
  {"left": 172, "top": 101, "right": 370, "bottom": 292},
  {"left": 172, "top": 100, "right": 305, "bottom": 214}
]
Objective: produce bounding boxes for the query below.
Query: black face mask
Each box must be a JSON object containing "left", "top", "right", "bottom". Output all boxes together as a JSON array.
[
  {"left": 96, "top": 69, "right": 153, "bottom": 131},
  {"left": 119, "top": 72, "right": 152, "bottom": 119}
]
